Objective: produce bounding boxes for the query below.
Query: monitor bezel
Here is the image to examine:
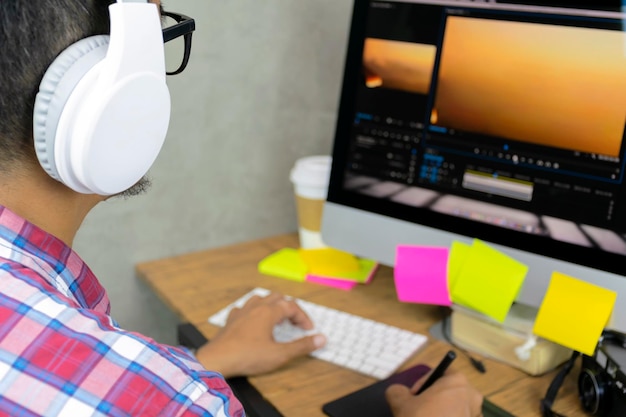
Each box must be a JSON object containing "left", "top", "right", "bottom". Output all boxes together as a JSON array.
[{"left": 326, "top": 0, "right": 626, "bottom": 277}]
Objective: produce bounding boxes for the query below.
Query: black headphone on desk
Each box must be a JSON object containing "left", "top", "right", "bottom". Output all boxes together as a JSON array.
[
  {"left": 33, "top": 0, "right": 170, "bottom": 196},
  {"left": 541, "top": 330, "right": 626, "bottom": 417}
]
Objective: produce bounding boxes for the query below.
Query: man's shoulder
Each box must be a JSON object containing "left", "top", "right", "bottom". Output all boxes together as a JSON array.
[
  {"left": 0, "top": 260, "right": 241, "bottom": 416},
  {"left": 0, "top": 258, "right": 60, "bottom": 296}
]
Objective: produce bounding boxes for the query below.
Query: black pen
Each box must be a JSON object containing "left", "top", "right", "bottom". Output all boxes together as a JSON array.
[{"left": 415, "top": 350, "right": 457, "bottom": 395}]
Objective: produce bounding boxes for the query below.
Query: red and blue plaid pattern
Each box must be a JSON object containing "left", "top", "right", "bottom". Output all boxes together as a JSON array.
[{"left": 0, "top": 206, "right": 244, "bottom": 416}]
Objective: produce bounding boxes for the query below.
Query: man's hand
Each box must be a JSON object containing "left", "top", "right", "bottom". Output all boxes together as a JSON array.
[
  {"left": 195, "top": 292, "right": 326, "bottom": 378},
  {"left": 385, "top": 369, "right": 483, "bottom": 417}
]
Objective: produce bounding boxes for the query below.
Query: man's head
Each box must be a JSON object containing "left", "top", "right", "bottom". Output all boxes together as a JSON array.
[{"left": 0, "top": 0, "right": 165, "bottom": 198}]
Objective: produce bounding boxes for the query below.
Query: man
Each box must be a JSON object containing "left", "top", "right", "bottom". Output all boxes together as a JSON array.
[{"left": 0, "top": 0, "right": 482, "bottom": 415}]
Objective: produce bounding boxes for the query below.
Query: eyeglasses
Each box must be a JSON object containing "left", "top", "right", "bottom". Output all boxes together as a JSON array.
[{"left": 162, "top": 11, "right": 196, "bottom": 75}]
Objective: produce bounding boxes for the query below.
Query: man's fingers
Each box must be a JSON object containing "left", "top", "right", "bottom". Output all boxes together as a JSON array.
[
  {"left": 282, "top": 334, "right": 326, "bottom": 358},
  {"left": 234, "top": 292, "right": 316, "bottom": 332},
  {"left": 409, "top": 369, "right": 432, "bottom": 394},
  {"left": 471, "top": 389, "right": 485, "bottom": 417},
  {"left": 261, "top": 292, "right": 285, "bottom": 304},
  {"left": 410, "top": 368, "right": 462, "bottom": 394},
  {"left": 385, "top": 384, "right": 412, "bottom": 414},
  {"left": 272, "top": 298, "right": 315, "bottom": 329}
]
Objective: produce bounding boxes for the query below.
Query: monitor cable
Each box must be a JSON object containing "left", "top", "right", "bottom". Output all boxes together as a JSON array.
[{"left": 440, "top": 307, "right": 487, "bottom": 374}]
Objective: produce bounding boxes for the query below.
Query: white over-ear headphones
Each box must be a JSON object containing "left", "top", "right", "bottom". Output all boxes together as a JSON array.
[{"left": 33, "top": 0, "right": 170, "bottom": 195}]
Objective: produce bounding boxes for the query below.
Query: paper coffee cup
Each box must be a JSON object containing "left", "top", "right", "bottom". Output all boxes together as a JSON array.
[{"left": 289, "top": 155, "right": 332, "bottom": 249}]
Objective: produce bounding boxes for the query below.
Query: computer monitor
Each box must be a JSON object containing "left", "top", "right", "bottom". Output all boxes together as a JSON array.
[{"left": 322, "top": 0, "right": 626, "bottom": 333}]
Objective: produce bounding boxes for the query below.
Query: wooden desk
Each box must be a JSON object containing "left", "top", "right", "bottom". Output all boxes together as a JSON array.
[{"left": 135, "top": 233, "right": 588, "bottom": 417}]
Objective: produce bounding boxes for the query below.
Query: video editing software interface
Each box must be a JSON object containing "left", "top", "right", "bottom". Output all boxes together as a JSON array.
[{"left": 331, "top": 0, "right": 626, "bottom": 270}]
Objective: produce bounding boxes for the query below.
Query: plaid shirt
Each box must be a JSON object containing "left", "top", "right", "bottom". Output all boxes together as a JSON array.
[{"left": 0, "top": 206, "right": 244, "bottom": 417}]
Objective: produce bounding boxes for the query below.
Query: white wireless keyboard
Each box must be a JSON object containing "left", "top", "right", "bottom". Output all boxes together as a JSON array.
[{"left": 208, "top": 287, "right": 428, "bottom": 379}]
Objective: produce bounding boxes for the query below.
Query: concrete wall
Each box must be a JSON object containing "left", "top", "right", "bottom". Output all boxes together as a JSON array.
[{"left": 73, "top": 0, "right": 353, "bottom": 344}]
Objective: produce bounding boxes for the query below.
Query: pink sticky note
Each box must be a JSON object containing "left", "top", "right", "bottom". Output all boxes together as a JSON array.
[
  {"left": 394, "top": 245, "right": 451, "bottom": 306},
  {"left": 306, "top": 275, "right": 358, "bottom": 291}
]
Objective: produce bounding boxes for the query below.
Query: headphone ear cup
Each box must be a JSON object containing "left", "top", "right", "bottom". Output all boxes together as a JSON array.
[
  {"left": 34, "top": 2, "right": 170, "bottom": 195},
  {"left": 34, "top": 35, "right": 110, "bottom": 184}
]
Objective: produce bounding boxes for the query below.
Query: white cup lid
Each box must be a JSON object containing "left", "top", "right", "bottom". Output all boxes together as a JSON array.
[{"left": 289, "top": 155, "right": 332, "bottom": 188}]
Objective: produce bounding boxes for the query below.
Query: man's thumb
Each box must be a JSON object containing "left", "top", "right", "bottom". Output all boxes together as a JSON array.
[
  {"left": 285, "top": 333, "right": 326, "bottom": 357},
  {"left": 385, "top": 384, "right": 412, "bottom": 414}
]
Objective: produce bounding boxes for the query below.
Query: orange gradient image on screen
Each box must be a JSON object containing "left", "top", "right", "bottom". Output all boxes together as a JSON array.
[
  {"left": 363, "top": 38, "right": 436, "bottom": 94},
  {"left": 431, "top": 16, "right": 626, "bottom": 156}
]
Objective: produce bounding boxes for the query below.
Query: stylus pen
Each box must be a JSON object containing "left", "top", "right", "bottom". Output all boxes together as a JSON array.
[{"left": 416, "top": 350, "right": 457, "bottom": 395}]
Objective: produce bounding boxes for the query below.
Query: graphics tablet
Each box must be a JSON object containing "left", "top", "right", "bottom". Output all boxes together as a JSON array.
[{"left": 322, "top": 363, "right": 515, "bottom": 417}]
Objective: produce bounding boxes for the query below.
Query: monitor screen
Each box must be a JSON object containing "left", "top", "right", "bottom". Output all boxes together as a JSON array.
[{"left": 322, "top": 0, "right": 626, "bottom": 331}]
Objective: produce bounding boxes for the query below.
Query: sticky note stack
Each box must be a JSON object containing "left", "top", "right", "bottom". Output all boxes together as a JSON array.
[
  {"left": 392, "top": 239, "right": 528, "bottom": 321},
  {"left": 449, "top": 239, "right": 528, "bottom": 323},
  {"left": 391, "top": 238, "right": 619, "bottom": 375},
  {"left": 258, "top": 247, "right": 378, "bottom": 291}
]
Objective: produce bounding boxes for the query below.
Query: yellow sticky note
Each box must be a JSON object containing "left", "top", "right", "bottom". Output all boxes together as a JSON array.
[
  {"left": 258, "top": 248, "right": 308, "bottom": 282},
  {"left": 451, "top": 239, "right": 528, "bottom": 322},
  {"left": 448, "top": 241, "right": 470, "bottom": 292},
  {"left": 533, "top": 272, "right": 617, "bottom": 356},
  {"left": 298, "top": 248, "right": 360, "bottom": 276}
]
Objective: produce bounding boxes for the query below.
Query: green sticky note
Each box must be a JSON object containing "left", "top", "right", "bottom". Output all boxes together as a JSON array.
[
  {"left": 448, "top": 241, "right": 471, "bottom": 292},
  {"left": 258, "top": 248, "right": 308, "bottom": 282},
  {"left": 451, "top": 239, "right": 528, "bottom": 322},
  {"left": 533, "top": 272, "right": 616, "bottom": 356}
]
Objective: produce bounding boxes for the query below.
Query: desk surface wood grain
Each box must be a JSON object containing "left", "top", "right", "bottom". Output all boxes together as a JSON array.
[{"left": 135, "top": 233, "right": 589, "bottom": 417}]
